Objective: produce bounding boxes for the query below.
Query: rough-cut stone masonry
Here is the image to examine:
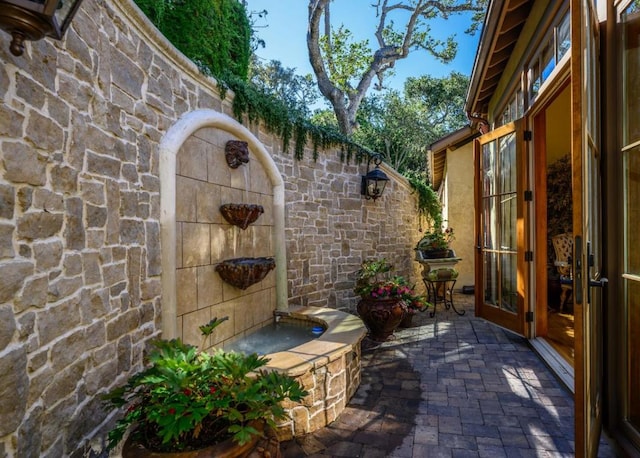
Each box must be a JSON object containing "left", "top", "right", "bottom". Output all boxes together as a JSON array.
[
  {"left": 0, "top": 0, "right": 422, "bottom": 455},
  {"left": 264, "top": 307, "right": 366, "bottom": 441}
]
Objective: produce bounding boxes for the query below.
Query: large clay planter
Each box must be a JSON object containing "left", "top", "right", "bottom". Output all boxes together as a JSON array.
[
  {"left": 356, "top": 296, "right": 407, "bottom": 341},
  {"left": 399, "top": 309, "right": 415, "bottom": 328},
  {"left": 122, "top": 421, "right": 279, "bottom": 458}
]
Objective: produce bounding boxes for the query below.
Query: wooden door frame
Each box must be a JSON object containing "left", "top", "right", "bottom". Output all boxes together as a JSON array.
[
  {"left": 533, "top": 110, "right": 549, "bottom": 337},
  {"left": 531, "top": 78, "right": 572, "bottom": 339}
]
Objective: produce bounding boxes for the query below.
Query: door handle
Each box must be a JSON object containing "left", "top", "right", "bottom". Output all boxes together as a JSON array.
[
  {"left": 575, "top": 236, "right": 583, "bottom": 304},
  {"left": 589, "top": 278, "right": 608, "bottom": 288}
]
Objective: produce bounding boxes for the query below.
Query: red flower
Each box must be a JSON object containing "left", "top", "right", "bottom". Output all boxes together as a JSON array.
[
  {"left": 210, "top": 386, "right": 217, "bottom": 394},
  {"left": 183, "top": 388, "right": 192, "bottom": 396},
  {"left": 168, "top": 408, "right": 176, "bottom": 415}
]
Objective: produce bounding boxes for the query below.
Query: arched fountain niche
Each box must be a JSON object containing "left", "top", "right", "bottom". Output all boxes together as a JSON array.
[
  {"left": 158, "top": 109, "right": 287, "bottom": 347},
  {"left": 159, "top": 110, "right": 367, "bottom": 441}
]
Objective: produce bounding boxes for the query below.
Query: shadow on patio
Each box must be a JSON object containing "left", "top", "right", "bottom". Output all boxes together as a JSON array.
[{"left": 281, "top": 294, "right": 617, "bottom": 457}]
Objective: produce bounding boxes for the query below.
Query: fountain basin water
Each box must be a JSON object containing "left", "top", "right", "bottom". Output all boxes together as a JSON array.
[{"left": 225, "top": 316, "right": 325, "bottom": 355}]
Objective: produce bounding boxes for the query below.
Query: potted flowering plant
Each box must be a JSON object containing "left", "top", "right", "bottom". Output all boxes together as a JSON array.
[
  {"left": 103, "top": 318, "right": 307, "bottom": 457},
  {"left": 354, "top": 259, "right": 430, "bottom": 339},
  {"left": 415, "top": 225, "right": 455, "bottom": 259}
]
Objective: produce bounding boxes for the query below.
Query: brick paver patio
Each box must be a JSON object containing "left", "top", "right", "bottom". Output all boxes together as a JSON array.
[{"left": 281, "top": 294, "right": 618, "bottom": 457}]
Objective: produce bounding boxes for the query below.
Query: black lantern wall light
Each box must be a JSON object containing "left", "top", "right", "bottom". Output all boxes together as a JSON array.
[
  {"left": 360, "top": 153, "right": 389, "bottom": 201},
  {"left": 0, "top": 0, "right": 85, "bottom": 56}
]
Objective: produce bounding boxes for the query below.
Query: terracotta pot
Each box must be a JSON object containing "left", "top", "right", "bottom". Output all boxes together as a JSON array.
[
  {"left": 357, "top": 296, "right": 407, "bottom": 341},
  {"left": 122, "top": 421, "right": 279, "bottom": 458}
]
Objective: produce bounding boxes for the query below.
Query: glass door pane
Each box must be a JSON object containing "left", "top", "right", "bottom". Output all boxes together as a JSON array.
[
  {"left": 481, "top": 131, "right": 518, "bottom": 315},
  {"left": 622, "top": 1, "right": 640, "bottom": 437},
  {"left": 625, "top": 145, "right": 640, "bottom": 430},
  {"left": 622, "top": 4, "right": 640, "bottom": 146}
]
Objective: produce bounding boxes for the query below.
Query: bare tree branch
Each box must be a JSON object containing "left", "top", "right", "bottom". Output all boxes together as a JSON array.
[{"left": 307, "top": 0, "right": 485, "bottom": 135}]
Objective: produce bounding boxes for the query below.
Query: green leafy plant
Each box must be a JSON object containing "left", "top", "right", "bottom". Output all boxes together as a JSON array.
[
  {"left": 354, "top": 259, "right": 429, "bottom": 313},
  {"left": 404, "top": 171, "right": 442, "bottom": 224},
  {"left": 103, "top": 317, "right": 308, "bottom": 453},
  {"left": 416, "top": 226, "right": 455, "bottom": 252},
  {"left": 133, "top": 0, "right": 251, "bottom": 80}
]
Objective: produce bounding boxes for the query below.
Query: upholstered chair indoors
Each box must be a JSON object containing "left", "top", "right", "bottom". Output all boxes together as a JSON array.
[{"left": 552, "top": 233, "right": 574, "bottom": 312}]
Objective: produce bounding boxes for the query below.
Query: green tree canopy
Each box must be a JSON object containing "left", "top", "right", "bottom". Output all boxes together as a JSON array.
[
  {"left": 351, "top": 72, "right": 470, "bottom": 175},
  {"left": 249, "top": 58, "right": 321, "bottom": 118}
]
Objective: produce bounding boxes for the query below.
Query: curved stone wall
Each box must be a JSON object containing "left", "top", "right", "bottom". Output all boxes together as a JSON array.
[{"left": 0, "top": 0, "right": 423, "bottom": 455}]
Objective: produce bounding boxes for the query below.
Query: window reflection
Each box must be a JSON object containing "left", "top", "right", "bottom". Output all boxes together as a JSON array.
[
  {"left": 501, "top": 253, "right": 517, "bottom": 313},
  {"left": 557, "top": 13, "right": 571, "bottom": 59},
  {"left": 541, "top": 44, "right": 555, "bottom": 81},
  {"left": 623, "top": 4, "right": 640, "bottom": 145},
  {"left": 528, "top": 10, "right": 571, "bottom": 105},
  {"left": 484, "top": 252, "right": 498, "bottom": 307}
]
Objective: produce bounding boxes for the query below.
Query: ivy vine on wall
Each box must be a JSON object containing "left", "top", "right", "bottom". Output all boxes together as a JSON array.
[
  {"left": 217, "top": 74, "right": 371, "bottom": 163},
  {"left": 133, "top": 0, "right": 251, "bottom": 80}
]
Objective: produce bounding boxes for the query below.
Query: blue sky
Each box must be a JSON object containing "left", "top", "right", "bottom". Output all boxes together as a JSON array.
[{"left": 244, "top": 0, "right": 482, "bottom": 93}]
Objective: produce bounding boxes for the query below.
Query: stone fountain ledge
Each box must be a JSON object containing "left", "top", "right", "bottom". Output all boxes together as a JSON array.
[{"left": 264, "top": 307, "right": 367, "bottom": 440}]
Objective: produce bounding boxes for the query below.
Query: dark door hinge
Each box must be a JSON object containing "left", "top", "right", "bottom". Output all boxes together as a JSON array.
[
  {"left": 524, "top": 130, "right": 533, "bottom": 141},
  {"left": 525, "top": 251, "right": 533, "bottom": 262},
  {"left": 526, "top": 311, "right": 534, "bottom": 322},
  {"left": 524, "top": 190, "right": 533, "bottom": 201}
]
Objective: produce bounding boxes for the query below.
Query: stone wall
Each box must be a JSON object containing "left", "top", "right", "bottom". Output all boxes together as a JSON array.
[{"left": 0, "top": 0, "right": 422, "bottom": 456}]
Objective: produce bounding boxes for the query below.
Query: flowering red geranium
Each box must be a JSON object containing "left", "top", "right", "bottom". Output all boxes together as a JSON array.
[{"left": 355, "top": 259, "right": 430, "bottom": 312}]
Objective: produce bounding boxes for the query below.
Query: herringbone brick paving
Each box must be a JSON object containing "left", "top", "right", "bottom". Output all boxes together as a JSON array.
[{"left": 281, "top": 294, "right": 618, "bottom": 457}]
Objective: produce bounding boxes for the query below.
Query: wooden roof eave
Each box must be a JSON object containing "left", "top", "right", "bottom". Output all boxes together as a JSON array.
[{"left": 465, "top": 0, "right": 534, "bottom": 121}]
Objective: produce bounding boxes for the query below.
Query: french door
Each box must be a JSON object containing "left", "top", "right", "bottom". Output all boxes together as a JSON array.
[
  {"left": 474, "top": 120, "right": 529, "bottom": 337},
  {"left": 571, "top": 0, "right": 604, "bottom": 455}
]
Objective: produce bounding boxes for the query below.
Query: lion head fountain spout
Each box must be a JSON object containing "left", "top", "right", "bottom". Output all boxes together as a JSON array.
[{"left": 225, "top": 140, "right": 250, "bottom": 168}]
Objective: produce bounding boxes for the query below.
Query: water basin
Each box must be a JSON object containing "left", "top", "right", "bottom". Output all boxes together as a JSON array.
[
  {"left": 224, "top": 307, "right": 366, "bottom": 442},
  {"left": 215, "top": 257, "right": 275, "bottom": 290},
  {"left": 225, "top": 318, "right": 325, "bottom": 355},
  {"left": 220, "top": 203, "right": 264, "bottom": 230}
]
